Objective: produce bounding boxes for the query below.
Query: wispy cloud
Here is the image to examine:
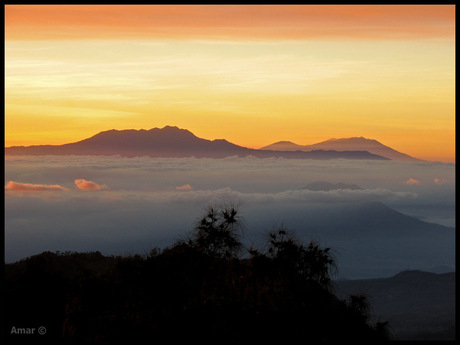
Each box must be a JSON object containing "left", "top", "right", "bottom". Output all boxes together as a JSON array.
[
  {"left": 75, "top": 179, "right": 108, "bottom": 191},
  {"left": 176, "top": 184, "right": 193, "bottom": 191},
  {"left": 405, "top": 178, "right": 421, "bottom": 185},
  {"left": 434, "top": 178, "right": 447, "bottom": 185},
  {"left": 5, "top": 181, "right": 69, "bottom": 192}
]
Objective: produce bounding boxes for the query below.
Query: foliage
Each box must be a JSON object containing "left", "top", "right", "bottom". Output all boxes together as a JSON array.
[
  {"left": 187, "top": 205, "right": 243, "bottom": 259},
  {"left": 4, "top": 206, "right": 389, "bottom": 341},
  {"left": 265, "top": 227, "right": 337, "bottom": 290}
]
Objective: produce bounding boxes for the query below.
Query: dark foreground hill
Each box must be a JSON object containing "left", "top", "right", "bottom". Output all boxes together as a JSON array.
[
  {"left": 334, "top": 270, "right": 456, "bottom": 340},
  {"left": 5, "top": 207, "right": 390, "bottom": 341},
  {"left": 4, "top": 250, "right": 389, "bottom": 341},
  {"left": 5, "top": 126, "right": 389, "bottom": 160}
]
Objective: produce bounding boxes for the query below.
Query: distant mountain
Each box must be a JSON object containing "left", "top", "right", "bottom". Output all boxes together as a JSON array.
[
  {"left": 5, "top": 126, "right": 389, "bottom": 160},
  {"left": 292, "top": 201, "right": 454, "bottom": 239},
  {"left": 302, "top": 181, "right": 363, "bottom": 191},
  {"left": 260, "top": 137, "right": 422, "bottom": 161},
  {"left": 271, "top": 201, "right": 455, "bottom": 279},
  {"left": 334, "top": 270, "right": 455, "bottom": 340}
]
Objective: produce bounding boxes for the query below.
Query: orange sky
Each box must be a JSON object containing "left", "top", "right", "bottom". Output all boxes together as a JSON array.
[
  {"left": 5, "top": 5, "right": 455, "bottom": 40},
  {"left": 4, "top": 5, "right": 456, "bottom": 162}
]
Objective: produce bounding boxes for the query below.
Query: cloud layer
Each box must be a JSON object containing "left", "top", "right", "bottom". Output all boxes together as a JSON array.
[
  {"left": 4, "top": 156, "right": 455, "bottom": 269},
  {"left": 164, "top": 187, "right": 417, "bottom": 205}
]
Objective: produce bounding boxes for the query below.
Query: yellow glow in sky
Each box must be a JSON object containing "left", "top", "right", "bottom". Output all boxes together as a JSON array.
[{"left": 5, "top": 5, "right": 456, "bottom": 162}]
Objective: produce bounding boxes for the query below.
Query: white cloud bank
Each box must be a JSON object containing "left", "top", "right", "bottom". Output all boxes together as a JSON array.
[{"left": 165, "top": 187, "right": 417, "bottom": 205}]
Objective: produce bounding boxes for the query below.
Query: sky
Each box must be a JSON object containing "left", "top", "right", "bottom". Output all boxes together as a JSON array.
[{"left": 4, "top": 5, "right": 456, "bottom": 162}]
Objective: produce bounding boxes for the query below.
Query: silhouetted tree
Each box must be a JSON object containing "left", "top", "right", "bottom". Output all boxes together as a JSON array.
[
  {"left": 265, "top": 227, "right": 336, "bottom": 290},
  {"left": 348, "top": 293, "right": 371, "bottom": 321},
  {"left": 187, "top": 205, "right": 243, "bottom": 259},
  {"left": 375, "top": 320, "right": 391, "bottom": 340}
]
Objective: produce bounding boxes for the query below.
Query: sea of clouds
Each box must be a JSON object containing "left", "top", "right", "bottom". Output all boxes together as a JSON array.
[{"left": 5, "top": 155, "right": 455, "bottom": 277}]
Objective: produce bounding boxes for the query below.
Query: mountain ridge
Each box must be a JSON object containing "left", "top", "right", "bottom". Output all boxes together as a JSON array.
[
  {"left": 260, "top": 136, "right": 422, "bottom": 161},
  {"left": 334, "top": 270, "right": 455, "bottom": 340},
  {"left": 276, "top": 200, "right": 455, "bottom": 279},
  {"left": 5, "top": 126, "right": 390, "bottom": 160}
]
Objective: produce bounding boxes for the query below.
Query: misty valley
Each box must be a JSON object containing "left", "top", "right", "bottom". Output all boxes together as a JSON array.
[{"left": 4, "top": 143, "right": 455, "bottom": 340}]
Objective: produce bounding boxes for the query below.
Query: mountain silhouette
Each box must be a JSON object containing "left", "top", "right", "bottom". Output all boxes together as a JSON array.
[
  {"left": 260, "top": 137, "right": 422, "bottom": 161},
  {"left": 274, "top": 201, "right": 455, "bottom": 279},
  {"left": 5, "top": 126, "right": 389, "bottom": 160},
  {"left": 334, "top": 270, "right": 455, "bottom": 340},
  {"left": 295, "top": 201, "right": 454, "bottom": 239}
]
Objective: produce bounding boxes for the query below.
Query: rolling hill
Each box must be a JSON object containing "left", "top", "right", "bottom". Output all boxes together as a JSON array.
[{"left": 334, "top": 270, "right": 455, "bottom": 340}]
